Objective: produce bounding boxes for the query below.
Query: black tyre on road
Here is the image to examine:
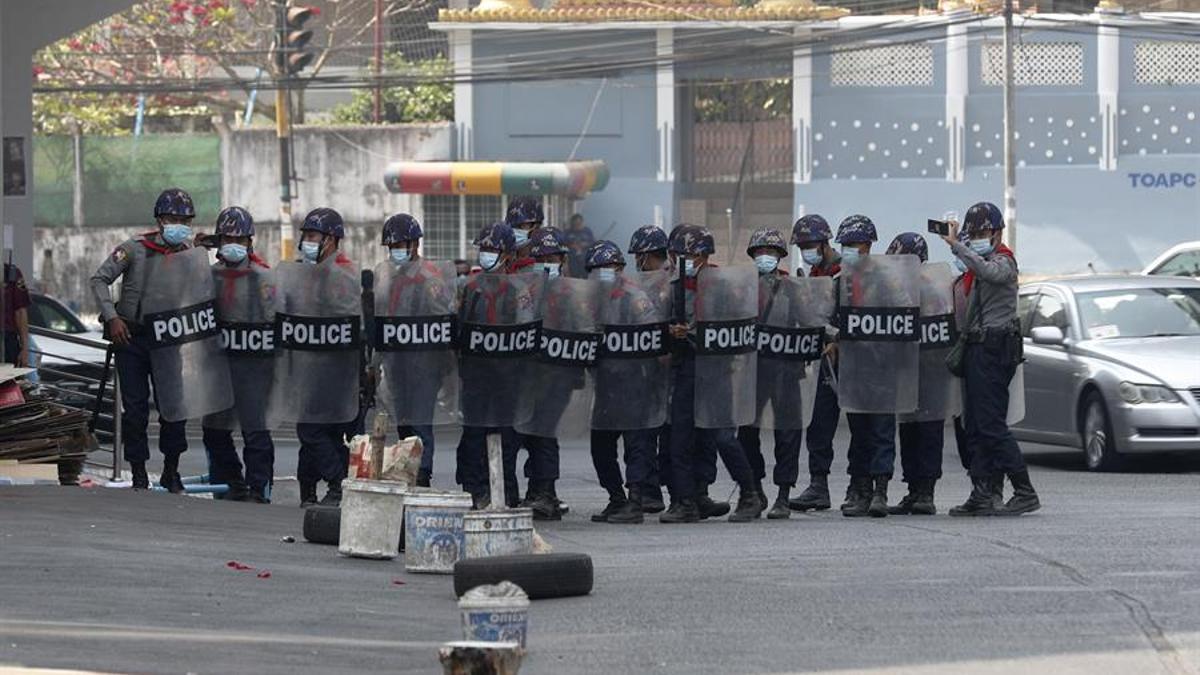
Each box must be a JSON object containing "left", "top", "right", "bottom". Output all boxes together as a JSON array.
[
  {"left": 454, "top": 553, "right": 593, "bottom": 600},
  {"left": 1081, "top": 390, "right": 1123, "bottom": 472}
]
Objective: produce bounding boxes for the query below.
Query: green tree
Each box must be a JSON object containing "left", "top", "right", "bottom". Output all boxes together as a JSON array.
[{"left": 329, "top": 55, "right": 453, "bottom": 125}]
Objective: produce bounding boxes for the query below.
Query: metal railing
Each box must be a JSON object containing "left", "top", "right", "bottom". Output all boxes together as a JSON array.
[{"left": 27, "top": 326, "right": 122, "bottom": 481}]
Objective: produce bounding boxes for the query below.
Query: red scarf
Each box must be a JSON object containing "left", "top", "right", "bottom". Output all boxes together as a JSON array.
[{"left": 963, "top": 244, "right": 1014, "bottom": 296}]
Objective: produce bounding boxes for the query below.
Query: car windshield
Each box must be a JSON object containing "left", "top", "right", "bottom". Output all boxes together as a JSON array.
[
  {"left": 1076, "top": 288, "right": 1200, "bottom": 340},
  {"left": 30, "top": 296, "right": 89, "bottom": 334}
]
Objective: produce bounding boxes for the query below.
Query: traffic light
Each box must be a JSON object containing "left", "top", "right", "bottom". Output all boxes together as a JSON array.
[{"left": 277, "top": 2, "right": 317, "bottom": 76}]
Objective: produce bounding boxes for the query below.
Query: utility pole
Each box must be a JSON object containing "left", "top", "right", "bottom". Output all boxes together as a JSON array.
[
  {"left": 273, "top": 1, "right": 316, "bottom": 262},
  {"left": 374, "top": 0, "right": 384, "bottom": 124},
  {"left": 1002, "top": 0, "right": 1017, "bottom": 252}
]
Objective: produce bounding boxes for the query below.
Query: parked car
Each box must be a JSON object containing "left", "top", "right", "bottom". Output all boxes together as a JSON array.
[
  {"left": 1142, "top": 241, "right": 1200, "bottom": 277},
  {"left": 1011, "top": 275, "right": 1200, "bottom": 470},
  {"left": 27, "top": 293, "right": 110, "bottom": 411}
]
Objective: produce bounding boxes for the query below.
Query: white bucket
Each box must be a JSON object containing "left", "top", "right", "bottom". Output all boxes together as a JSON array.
[
  {"left": 403, "top": 490, "right": 473, "bottom": 574},
  {"left": 463, "top": 508, "right": 534, "bottom": 560},
  {"left": 338, "top": 479, "right": 407, "bottom": 560},
  {"left": 459, "top": 583, "right": 531, "bottom": 648}
]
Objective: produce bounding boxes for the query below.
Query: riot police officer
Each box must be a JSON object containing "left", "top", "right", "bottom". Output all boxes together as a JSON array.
[
  {"left": 788, "top": 215, "right": 842, "bottom": 512},
  {"left": 943, "top": 202, "right": 1040, "bottom": 516},
  {"left": 380, "top": 212, "right": 439, "bottom": 487},
  {"left": 294, "top": 207, "right": 359, "bottom": 507},
  {"left": 90, "top": 188, "right": 198, "bottom": 493},
  {"left": 628, "top": 224, "right": 669, "bottom": 273},
  {"left": 661, "top": 226, "right": 765, "bottom": 524},
  {"left": 737, "top": 228, "right": 802, "bottom": 519},
  {"left": 202, "top": 206, "right": 275, "bottom": 503},
  {"left": 625, "top": 224, "right": 671, "bottom": 511},
  {"left": 505, "top": 196, "right": 543, "bottom": 272}
]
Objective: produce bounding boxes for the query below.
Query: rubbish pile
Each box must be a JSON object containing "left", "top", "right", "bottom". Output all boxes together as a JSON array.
[{"left": 0, "top": 366, "right": 93, "bottom": 485}]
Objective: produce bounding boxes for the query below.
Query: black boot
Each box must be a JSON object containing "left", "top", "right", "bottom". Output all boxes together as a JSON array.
[
  {"left": 526, "top": 482, "right": 563, "bottom": 521},
  {"left": 949, "top": 476, "right": 998, "bottom": 517},
  {"left": 753, "top": 480, "right": 769, "bottom": 511},
  {"left": 997, "top": 470, "right": 1041, "bottom": 516},
  {"left": 591, "top": 489, "right": 628, "bottom": 523},
  {"left": 470, "top": 492, "right": 489, "bottom": 511},
  {"left": 729, "top": 485, "right": 766, "bottom": 522},
  {"left": 659, "top": 498, "right": 700, "bottom": 524},
  {"left": 607, "top": 489, "right": 645, "bottom": 524},
  {"left": 300, "top": 481, "right": 319, "bottom": 507},
  {"left": 130, "top": 462, "right": 149, "bottom": 491},
  {"left": 990, "top": 474, "right": 1005, "bottom": 510},
  {"left": 887, "top": 481, "right": 919, "bottom": 515},
  {"left": 910, "top": 479, "right": 937, "bottom": 516},
  {"left": 319, "top": 480, "right": 343, "bottom": 506},
  {"left": 695, "top": 485, "right": 730, "bottom": 520},
  {"left": 789, "top": 475, "right": 831, "bottom": 511},
  {"left": 416, "top": 470, "right": 432, "bottom": 488},
  {"left": 159, "top": 456, "right": 185, "bottom": 495},
  {"left": 868, "top": 475, "right": 890, "bottom": 518},
  {"left": 767, "top": 486, "right": 791, "bottom": 520},
  {"left": 841, "top": 476, "right": 872, "bottom": 518},
  {"left": 639, "top": 486, "right": 666, "bottom": 514},
  {"left": 225, "top": 477, "right": 251, "bottom": 502}
]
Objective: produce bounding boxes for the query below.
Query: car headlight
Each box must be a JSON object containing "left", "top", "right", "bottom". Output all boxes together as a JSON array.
[{"left": 1118, "top": 382, "right": 1180, "bottom": 404}]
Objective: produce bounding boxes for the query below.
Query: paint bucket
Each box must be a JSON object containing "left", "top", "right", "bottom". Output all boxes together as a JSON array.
[
  {"left": 458, "top": 582, "right": 531, "bottom": 648},
  {"left": 403, "top": 490, "right": 473, "bottom": 574},
  {"left": 463, "top": 508, "right": 534, "bottom": 560},
  {"left": 338, "top": 479, "right": 407, "bottom": 560}
]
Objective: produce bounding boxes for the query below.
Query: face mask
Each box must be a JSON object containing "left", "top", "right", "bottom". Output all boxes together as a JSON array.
[
  {"left": 220, "top": 243, "right": 247, "bottom": 264},
  {"left": 953, "top": 258, "right": 968, "bottom": 274},
  {"left": 541, "top": 262, "right": 561, "bottom": 279},
  {"left": 595, "top": 268, "right": 617, "bottom": 283},
  {"left": 390, "top": 248, "right": 411, "bottom": 265},
  {"left": 840, "top": 247, "right": 861, "bottom": 264},
  {"left": 162, "top": 224, "right": 191, "bottom": 246},
  {"left": 513, "top": 229, "right": 529, "bottom": 247},
  {"left": 300, "top": 240, "right": 322, "bottom": 262},
  {"left": 969, "top": 238, "right": 994, "bottom": 256},
  {"left": 684, "top": 258, "right": 698, "bottom": 278},
  {"left": 801, "top": 248, "right": 823, "bottom": 266},
  {"left": 478, "top": 251, "right": 500, "bottom": 271},
  {"left": 754, "top": 254, "right": 779, "bottom": 275}
]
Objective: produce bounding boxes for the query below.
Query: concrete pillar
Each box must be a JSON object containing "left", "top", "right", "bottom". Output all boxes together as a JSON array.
[
  {"left": 452, "top": 29, "right": 474, "bottom": 161},
  {"left": 655, "top": 28, "right": 675, "bottom": 183},
  {"left": 945, "top": 14, "right": 969, "bottom": 182},
  {"left": 792, "top": 26, "right": 812, "bottom": 186},
  {"left": 1097, "top": 7, "right": 1121, "bottom": 171}
]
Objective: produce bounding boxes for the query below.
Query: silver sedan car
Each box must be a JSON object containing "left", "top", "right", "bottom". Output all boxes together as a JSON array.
[{"left": 1012, "top": 275, "right": 1200, "bottom": 471}]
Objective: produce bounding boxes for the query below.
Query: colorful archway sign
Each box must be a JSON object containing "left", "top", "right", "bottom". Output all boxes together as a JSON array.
[{"left": 384, "top": 160, "right": 609, "bottom": 198}]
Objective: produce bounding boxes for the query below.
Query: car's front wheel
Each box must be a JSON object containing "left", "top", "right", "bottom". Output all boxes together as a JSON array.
[{"left": 1081, "top": 390, "right": 1123, "bottom": 472}]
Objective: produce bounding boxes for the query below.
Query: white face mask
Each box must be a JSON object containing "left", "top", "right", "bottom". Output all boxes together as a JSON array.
[
  {"left": 840, "top": 247, "right": 862, "bottom": 264},
  {"left": 801, "top": 248, "right": 823, "bottom": 266},
  {"left": 219, "top": 243, "right": 248, "bottom": 264},
  {"left": 390, "top": 248, "right": 411, "bottom": 265},
  {"left": 513, "top": 229, "right": 530, "bottom": 247},
  {"left": 969, "top": 238, "right": 994, "bottom": 256},
  {"left": 478, "top": 251, "right": 500, "bottom": 271},
  {"left": 300, "top": 240, "right": 321, "bottom": 263},
  {"left": 541, "top": 262, "right": 561, "bottom": 279},
  {"left": 684, "top": 258, "right": 698, "bottom": 278},
  {"left": 595, "top": 268, "right": 617, "bottom": 283},
  {"left": 754, "top": 254, "right": 779, "bottom": 275},
  {"left": 162, "top": 224, "right": 192, "bottom": 246}
]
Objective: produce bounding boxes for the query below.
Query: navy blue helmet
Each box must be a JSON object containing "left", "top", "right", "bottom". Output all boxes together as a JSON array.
[
  {"left": 529, "top": 226, "right": 569, "bottom": 258},
  {"left": 474, "top": 221, "right": 517, "bottom": 253},
  {"left": 964, "top": 201, "right": 1005, "bottom": 236},
  {"left": 214, "top": 206, "right": 254, "bottom": 238},
  {"left": 585, "top": 240, "right": 626, "bottom": 270},
  {"left": 885, "top": 232, "right": 929, "bottom": 263},
  {"left": 301, "top": 207, "right": 345, "bottom": 239},
  {"left": 834, "top": 215, "right": 878, "bottom": 245},
  {"left": 382, "top": 213, "right": 423, "bottom": 245},
  {"left": 154, "top": 188, "right": 195, "bottom": 219},
  {"left": 505, "top": 196, "right": 544, "bottom": 228},
  {"left": 791, "top": 215, "right": 832, "bottom": 245},
  {"left": 628, "top": 225, "right": 668, "bottom": 254},
  {"left": 747, "top": 228, "right": 789, "bottom": 257}
]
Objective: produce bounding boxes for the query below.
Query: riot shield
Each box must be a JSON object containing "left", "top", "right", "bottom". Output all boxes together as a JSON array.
[
  {"left": 755, "top": 275, "right": 835, "bottom": 430},
  {"left": 458, "top": 272, "right": 545, "bottom": 427},
  {"left": 271, "top": 258, "right": 362, "bottom": 425},
  {"left": 203, "top": 264, "right": 278, "bottom": 431},
  {"left": 1008, "top": 363, "right": 1026, "bottom": 425},
  {"left": 591, "top": 270, "right": 672, "bottom": 431},
  {"left": 138, "top": 247, "right": 233, "bottom": 422},
  {"left": 515, "top": 276, "right": 600, "bottom": 438},
  {"left": 373, "top": 260, "right": 459, "bottom": 426},
  {"left": 900, "top": 263, "right": 960, "bottom": 423},
  {"left": 836, "top": 255, "right": 921, "bottom": 414},
  {"left": 694, "top": 265, "right": 758, "bottom": 429}
]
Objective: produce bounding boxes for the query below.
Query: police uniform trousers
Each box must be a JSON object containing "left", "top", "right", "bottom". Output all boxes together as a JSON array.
[
  {"left": 737, "top": 426, "right": 802, "bottom": 488},
  {"left": 115, "top": 329, "right": 187, "bottom": 464},
  {"left": 952, "top": 415, "right": 971, "bottom": 471},
  {"left": 667, "top": 351, "right": 754, "bottom": 499},
  {"left": 963, "top": 336, "right": 1026, "bottom": 478},
  {"left": 296, "top": 421, "right": 355, "bottom": 485},
  {"left": 805, "top": 357, "right": 841, "bottom": 477},
  {"left": 456, "top": 426, "right": 556, "bottom": 502},
  {"left": 203, "top": 426, "right": 275, "bottom": 494},
  {"left": 845, "top": 413, "right": 896, "bottom": 478},
  {"left": 897, "top": 420, "right": 943, "bottom": 483},
  {"left": 590, "top": 429, "right": 656, "bottom": 496},
  {"left": 504, "top": 429, "right": 559, "bottom": 502}
]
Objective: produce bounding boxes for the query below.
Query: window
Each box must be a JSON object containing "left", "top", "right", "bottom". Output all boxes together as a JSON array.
[
  {"left": 421, "top": 195, "right": 504, "bottom": 261},
  {"left": 1030, "top": 293, "right": 1070, "bottom": 333},
  {"left": 1150, "top": 250, "right": 1200, "bottom": 278},
  {"left": 1076, "top": 288, "right": 1200, "bottom": 339},
  {"left": 29, "top": 296, "right": 87, "bottom": 334},
  {"left": 1017, "top": 292, "right": 1040, "bottom": 337}
]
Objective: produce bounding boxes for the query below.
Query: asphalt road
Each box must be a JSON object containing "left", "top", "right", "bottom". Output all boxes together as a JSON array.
[{"left": 1, "top": 425, "right": 1199, "bottom": 675}]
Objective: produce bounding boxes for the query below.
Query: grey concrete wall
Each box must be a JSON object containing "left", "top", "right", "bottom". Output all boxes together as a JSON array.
[{"left": 221, "top": 123, "right": 453, "bottom": 225}]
